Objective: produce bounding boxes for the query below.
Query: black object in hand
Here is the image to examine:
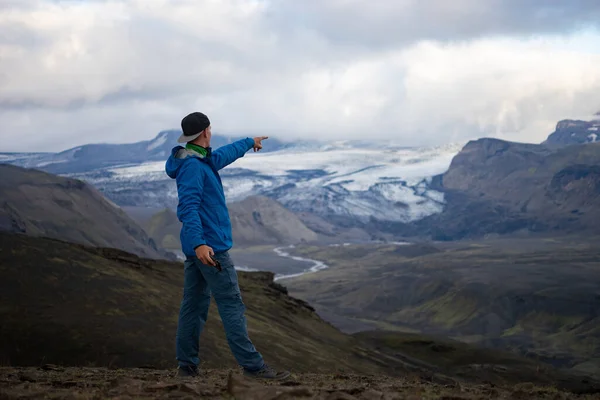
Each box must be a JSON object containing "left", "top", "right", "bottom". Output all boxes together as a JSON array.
[{"left": 210, "top": 255, "right": 222, "bottom": 272}]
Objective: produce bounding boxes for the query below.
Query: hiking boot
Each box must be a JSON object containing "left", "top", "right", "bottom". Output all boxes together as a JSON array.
[
  {"left": 177, "top": 365, "right": 199, "bottom": 378},
  {"left": 244, "top": 364, "right": 290, "bottom": 380}
]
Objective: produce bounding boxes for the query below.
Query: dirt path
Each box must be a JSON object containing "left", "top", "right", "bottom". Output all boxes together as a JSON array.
[{"left": 1, "top": 366, "right": 596, "bottom": 399}]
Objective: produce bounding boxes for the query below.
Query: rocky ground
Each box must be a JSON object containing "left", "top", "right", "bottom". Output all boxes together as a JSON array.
[{"left": 1, "top": 366, "right": 597, "bottom": 400}]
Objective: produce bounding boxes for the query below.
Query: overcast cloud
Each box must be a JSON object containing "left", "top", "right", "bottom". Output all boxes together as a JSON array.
[{"left": 1, "top": 0, "right": 600, "bottom": 152}]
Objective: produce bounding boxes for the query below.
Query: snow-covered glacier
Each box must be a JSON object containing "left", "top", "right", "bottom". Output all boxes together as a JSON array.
[{"left": 71, "top": 142, "right": 463, "bottom": 223}]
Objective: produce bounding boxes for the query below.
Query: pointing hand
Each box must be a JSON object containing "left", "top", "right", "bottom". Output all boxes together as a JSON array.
[{"left": 253, "top": 136, "right": 269, "bottom": 152}]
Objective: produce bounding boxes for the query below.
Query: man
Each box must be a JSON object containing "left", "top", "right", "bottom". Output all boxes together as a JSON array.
[{"left": 165, "top": 111, "right": 290, "bottom": 380}]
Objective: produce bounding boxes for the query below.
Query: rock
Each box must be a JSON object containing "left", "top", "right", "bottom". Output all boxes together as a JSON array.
[
  {"left": 40, "top": 364, "right": 62, "bottom": 371},
  {"left": 145, "top": 381, "right": 201, "bottom": 395},
  {"left": 545, "top": 119, "right": 600, "bottom": 147},
  {"left": 326, "top": 392, "right": 357, "bottom": 400},
  {"left": 227, "top": 371, "right": 315, "bottom": 399},
  {"left": 403, "top": 136, "right": 600, "bottom": 240},
  {"left": 359, "top": 390, "right": 384, "bottom": 399}
]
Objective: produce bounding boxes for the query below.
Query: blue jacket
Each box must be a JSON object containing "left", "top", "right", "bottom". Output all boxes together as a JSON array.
[{"left": 165, "top": 138, "right": 255, "bottom": 257}]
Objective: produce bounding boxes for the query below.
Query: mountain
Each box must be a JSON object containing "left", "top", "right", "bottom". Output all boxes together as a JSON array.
[
  {"left": 443, "top": 139, "right": 600, "bottom": 218},
  {"left": 3, "top": 117, "right": 600, "bottom": 242},
  {"left": 1, "top": 133, "right": 462, "bottom": 231},
  {"left": 65, "top": 142, "right": 463, "bottom": 227},
  {"left": 1, "top": 232, "right": 598, "bottom": 397},
  {"left": 283, "top": 237, "right": 600, "bottom": 378},
  {"left": 142, "top": 196, "right": 320, "bottom": 253},
  {"left": 544, "top": 118, "right": 600, "bottom": 147},
  {"left": 391, "top": 138, "right": 600, "bottom": 240},
  {"left": 228, "top": 195, "right": 319, "bottom": 245},
  {"left": 0, "top": 130, "right": 289, "bottom": 175},
  {"left": 0, "top": 164, "right": 170, "bottom": 259}
]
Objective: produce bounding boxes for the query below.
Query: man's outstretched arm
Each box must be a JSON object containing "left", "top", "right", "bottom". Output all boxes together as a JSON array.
[{"left": 212, "top": 136, "right": 268, "bottom": 170}]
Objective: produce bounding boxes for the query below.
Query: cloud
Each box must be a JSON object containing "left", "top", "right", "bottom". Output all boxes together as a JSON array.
[
  {"left": 0, "top": 0, "right": 599, "bottom": 152},
  {"left": 270, "top": 0, "right": 600, "bottom": 47},
  {"left": 398, "top": 38, "right": 600, "bottom": 143}
]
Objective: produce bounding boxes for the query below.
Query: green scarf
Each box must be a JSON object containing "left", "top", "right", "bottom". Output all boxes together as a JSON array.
[{"left": 186, "top": 143, "right": 208, "bottom": 157}]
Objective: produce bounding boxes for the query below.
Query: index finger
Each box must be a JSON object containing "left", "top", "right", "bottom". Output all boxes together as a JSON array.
[{"left": 260, "top": 136, "right": 269, "bottom": 140}]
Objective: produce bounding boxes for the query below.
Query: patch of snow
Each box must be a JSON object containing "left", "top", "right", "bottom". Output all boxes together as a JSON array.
[
  {"left": 222, "top": 177, "right": 275, "bottom": 201},
  {"left": 60, "top": 147, "right": 83, "bottom": 155},
  {"left": 107, "top": 161, "right": 166, "bottom": 182},
  {"left": 588, "top": 133, "right": 598, "bottom": 142},
  {"left": 589, "top": 127, "right": 598, "bottom": 131},
  {"left": 0, "top": 153, "right": 47, "bottom": 164},
  {"left": 571, "top": 133, "right": 576, "bottom": 137},
  {"left": 147, "top": 133, "right": 168, "bottom": 151},
  {"left": 34, "top": 159, "right": 69, "bottom": 167},
  {"left": 369, "top": 183, "right": 445, "bottom": 221},
  {"left": 235, "top": 265, "right": 259, "bottom": 272},
  {"left": 231, "top": 143, "right": 461, "bottom": 192},
  {"left": 423, "top": 189, "right": 445, "bottom": 203}
]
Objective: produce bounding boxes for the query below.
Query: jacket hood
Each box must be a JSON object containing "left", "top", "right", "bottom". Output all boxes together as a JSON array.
[{"left": 165, "top": 146, "right": 207, "bottom": 179}]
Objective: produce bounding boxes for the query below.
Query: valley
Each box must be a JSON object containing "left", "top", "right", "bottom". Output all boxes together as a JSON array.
[
  {"left": 231, "top": 244, "right": 331, "bottom": 280},
  {"left": 280, "top": 237, "right": 600, "bottom": 378}
]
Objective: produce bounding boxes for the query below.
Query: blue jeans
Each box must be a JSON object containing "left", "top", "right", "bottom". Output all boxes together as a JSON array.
[{"left": 175, "top": 251, "right": 264, "bottom": 370}]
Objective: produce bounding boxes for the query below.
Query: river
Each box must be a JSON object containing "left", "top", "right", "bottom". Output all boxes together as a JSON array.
[
  {"left": 271, "top": 245, "right": 329, "bottom": 281},
  {"left": 176, "top": 241, "right": 410, "bottom": 281}
]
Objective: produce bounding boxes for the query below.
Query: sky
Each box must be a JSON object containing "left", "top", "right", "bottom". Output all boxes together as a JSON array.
[{"left": 1, "top": 0, "right": 600, "bottom": 152}]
